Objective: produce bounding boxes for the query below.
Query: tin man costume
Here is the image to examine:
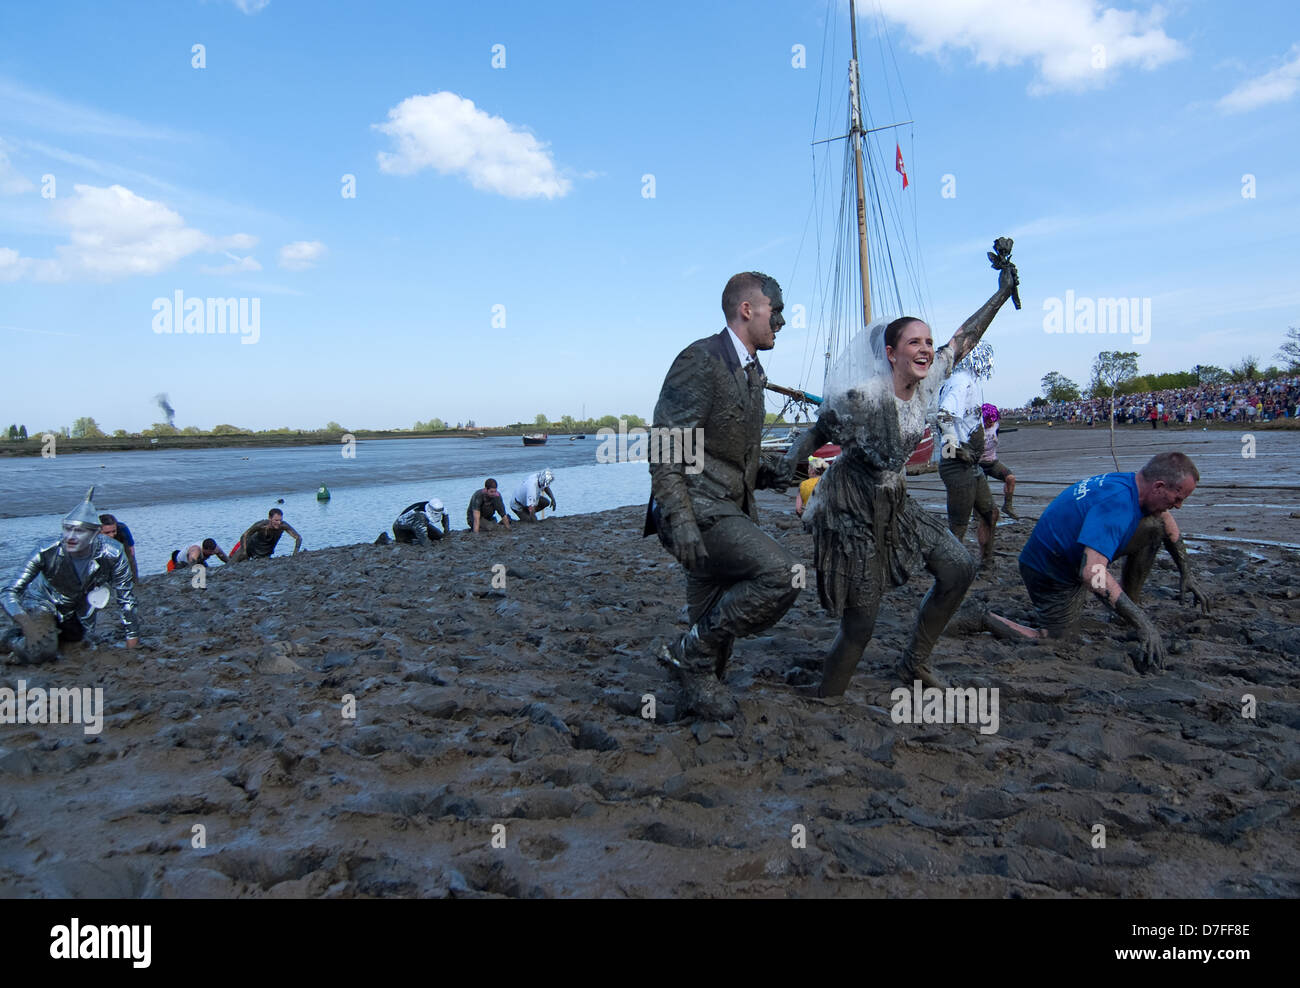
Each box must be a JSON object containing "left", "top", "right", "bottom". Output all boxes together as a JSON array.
[{"left": 2, "top": 487, "right": 140, "bottom": 663}]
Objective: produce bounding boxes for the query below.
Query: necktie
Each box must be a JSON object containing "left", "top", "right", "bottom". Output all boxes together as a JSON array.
[{"left": 746, "top": 359, "right": 762, "bottom": 389}]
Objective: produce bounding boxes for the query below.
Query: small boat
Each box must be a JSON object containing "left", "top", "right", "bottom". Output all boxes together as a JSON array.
[
  {"left": 569, "top": 433, "right": 585, "bottom": 441},
  {"left": 522, "top": 433, "right": 548, "bottom": 446}
]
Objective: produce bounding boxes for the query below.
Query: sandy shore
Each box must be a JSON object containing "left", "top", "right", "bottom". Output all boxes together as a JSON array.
[{"left": 1, "top": 427, "right": 1297, "bottom": 898}]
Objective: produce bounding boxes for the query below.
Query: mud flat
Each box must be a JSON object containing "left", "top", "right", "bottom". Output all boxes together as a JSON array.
[{"left": 1, "top": 428, "right": 1297, "bottom": 898}]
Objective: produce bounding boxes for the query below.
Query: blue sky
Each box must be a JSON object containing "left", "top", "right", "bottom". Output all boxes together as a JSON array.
[{"left": 1, "top": 0, "right": 1297, "bottom": 431}]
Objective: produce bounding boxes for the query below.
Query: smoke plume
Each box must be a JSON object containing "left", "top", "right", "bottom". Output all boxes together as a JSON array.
[{"left": 154, "top": 393, "right": 176, "bottom": 427}]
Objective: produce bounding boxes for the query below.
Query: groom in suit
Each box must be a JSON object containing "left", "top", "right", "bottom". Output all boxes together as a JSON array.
[{"left": 645, "top": 272, "right": 799, "bottom": 720}]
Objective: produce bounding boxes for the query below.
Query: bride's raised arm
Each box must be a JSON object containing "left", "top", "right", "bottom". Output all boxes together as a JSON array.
[{"left": 948, "top": 238, "right": 1020, "bottom": 366}]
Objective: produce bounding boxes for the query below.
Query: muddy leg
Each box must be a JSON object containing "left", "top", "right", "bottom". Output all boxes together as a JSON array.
[
  {"left": 1117, "top": 515, "right": 1163, "bottom": 603},
  {"left": 819, "top": 603, "right": 879, "bottom": 698},
  {"left": 939, "top": 458, "right": 975, "bottom": 542},
  {"left": 902, "top": 528, "right": 975, "bottom": 687},
  {"left": 9, "top": 611, "right": 60, "bottom": 665}
]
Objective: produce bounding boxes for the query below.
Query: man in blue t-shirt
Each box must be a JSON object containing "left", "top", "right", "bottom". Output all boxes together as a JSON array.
[
  {"left": 986, "top": 452, "right": 1207, "bottom": 671},
  {"left": 99, "top": 514, "right": 138, "bottom": 582}
]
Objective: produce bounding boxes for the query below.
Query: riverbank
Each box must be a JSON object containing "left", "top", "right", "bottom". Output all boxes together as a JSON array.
[
  {"left": 0, "top": 429, "right": 589, "bottom": 458},
  {"left": 1, "top": 477, "right": 1296, "bottom": 897}
]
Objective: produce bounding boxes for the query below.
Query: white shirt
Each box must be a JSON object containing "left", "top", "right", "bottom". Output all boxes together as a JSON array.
[
  {"left": 513, "top": 474, "right": 543, "bottom": 509},
  {"left": 938, "top": 367, "right": 984, "bottom": 446},
  {"left": 725, "top": 326, "right": 756, "bottom": 368}
]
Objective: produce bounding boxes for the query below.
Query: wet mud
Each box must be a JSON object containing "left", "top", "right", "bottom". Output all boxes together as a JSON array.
[{"left": 1, "top": 428, "right": 1296, "bottom": 898}]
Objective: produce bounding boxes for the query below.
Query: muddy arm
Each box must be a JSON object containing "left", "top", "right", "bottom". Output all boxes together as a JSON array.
[
  {"left": 776, "top": 419, "right": 830, "bottom": 487},
  {"left": 1160, "top": 515, "right": 1211, "bottom": 615},
  {"left": 948, "top": 258, "right": 1019, "bottom": 365},
  {"left": 1, "top": 550, "right": 42, "bottom": 621}
]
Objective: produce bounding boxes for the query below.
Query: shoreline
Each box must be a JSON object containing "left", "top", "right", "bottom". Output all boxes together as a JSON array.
[
  {"left": 0, "top": 430, "right": 583, "bottom": 458},
  {"left": 4, "top": 416, "right": 1295, "bottom": 458}
]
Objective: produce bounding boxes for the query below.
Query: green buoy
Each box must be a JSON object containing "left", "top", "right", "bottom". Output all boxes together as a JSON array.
[{"left": 317, "top": 485, "right": 331, "bottom": 501}]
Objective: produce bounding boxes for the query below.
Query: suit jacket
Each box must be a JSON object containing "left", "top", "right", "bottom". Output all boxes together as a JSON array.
[{"left": 645, "top": 328, "right": 775, "bottom": 537}]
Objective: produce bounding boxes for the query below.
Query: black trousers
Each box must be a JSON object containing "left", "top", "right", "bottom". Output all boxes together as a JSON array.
[{"left": 682, "top": 514, "right": 800, "bottom": 653}]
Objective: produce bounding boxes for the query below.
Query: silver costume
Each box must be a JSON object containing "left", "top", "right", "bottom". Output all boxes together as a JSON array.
[
  {"left": 3, "top": 535, "right": 140, "bottom": 640},
  {"left": 2, "top": 487, "right": 140, "bottom": 643}
]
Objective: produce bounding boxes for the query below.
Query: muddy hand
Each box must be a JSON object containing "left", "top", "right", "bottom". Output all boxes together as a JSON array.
[
  {"left": 14, "top": 610, "right": 40, "bottom": 639},
  {"left": 988, "top": 237, "right": 1020, "bottom": 309},
  {"left": 668, "top": 516, "right": 709, "bottom": 571},
  {"left": 1180, "top": 572, "right": 1212, "bottom": 616},
  {"left": 1115, "top": 592, "right": 1164, "bottom": 671},
  {"left": 1136, "top": 626, "right": 1167, "bottom": 671}
]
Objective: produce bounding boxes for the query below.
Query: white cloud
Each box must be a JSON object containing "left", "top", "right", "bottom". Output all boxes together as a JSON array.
[
  {"left": 201, "top": 251, "right": 263, "bottom": 275},
  {"left": 0, "top": 183, "right": 255, "bottom": 282},
  {"left": 278, "top": 240, "right": 327, "bottom": 270},
  {"left": 1217, "top": 44, "right": 1300, "bottom": 113},
  {"left": 870, "top": 0, "right": 1185, "bottom": 92},
  {"left": 232, "top": 0, "right": 270, "bottom": 13},
  {"left": 374, "top": 92, "right": 571, "bottom": 199}
]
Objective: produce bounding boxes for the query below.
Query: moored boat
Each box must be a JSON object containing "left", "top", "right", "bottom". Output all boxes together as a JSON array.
[{"left": 523, "top": 433, "right": 548, "bottom": 446}]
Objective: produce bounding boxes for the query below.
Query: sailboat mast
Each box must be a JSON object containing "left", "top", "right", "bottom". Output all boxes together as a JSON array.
[{"left": 848, "top": 0, "right": 872, "bottom": 326}]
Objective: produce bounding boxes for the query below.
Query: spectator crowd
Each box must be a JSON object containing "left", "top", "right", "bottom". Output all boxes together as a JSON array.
[{"left": 1002, "top": 373, "right": 1300, "bottom": 426}]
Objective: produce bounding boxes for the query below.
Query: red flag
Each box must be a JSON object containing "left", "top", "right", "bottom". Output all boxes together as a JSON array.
[{"left": 895, "top": 143, "right": 909, "bottom": 190}]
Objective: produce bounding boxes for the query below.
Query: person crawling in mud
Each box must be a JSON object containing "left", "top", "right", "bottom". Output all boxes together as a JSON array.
[
  {"left": 1, "top": 487, "right": 140, "bottom": 663},
  {"left": 166, "top": 539, "right": 228, "bottom": 571},
  {"left": 467, "top": 479, "right": 511, "bottom": 532},
  {"left": 983, "top": 451, "right": 1210, "bottom": 671},
  {"left": 512, "top": 470, "right": 557, "bottom": 522},
  {"left": 229, "top": 508, "right": 302, "bottom": 562},
  {"left": 392, "top": 498, "right": 450, "bottom": 545}
]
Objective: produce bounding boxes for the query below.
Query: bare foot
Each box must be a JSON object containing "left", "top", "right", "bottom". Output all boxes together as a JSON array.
[{"left": 985, "top": 610, "right": 1044, "bottom": 641}]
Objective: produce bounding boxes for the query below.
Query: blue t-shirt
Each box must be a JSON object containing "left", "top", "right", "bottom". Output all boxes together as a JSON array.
[
  {"left": 107, "top": 523, "right": 134, "bottom": 548},
  {"left": 1020, "top": 472, "right": 1142, "bottom": 584}
]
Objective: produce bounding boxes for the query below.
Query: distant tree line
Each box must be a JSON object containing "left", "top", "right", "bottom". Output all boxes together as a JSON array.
[{"left": 1033, "top": 330, "right": 1298, "bottom": 407}]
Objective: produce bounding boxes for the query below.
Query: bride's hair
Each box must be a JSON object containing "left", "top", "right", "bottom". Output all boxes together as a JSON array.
[{"left": 884, "top": 316, "right": 925, "bottom": 352}]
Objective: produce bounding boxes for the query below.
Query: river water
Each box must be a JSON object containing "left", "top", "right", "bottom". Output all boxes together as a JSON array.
[
  {"left": 4, "top": 427, "right": 1296, "bottom": 578},
  {"left": 0, "top": 436, "right": 653, "bottom": 575}
]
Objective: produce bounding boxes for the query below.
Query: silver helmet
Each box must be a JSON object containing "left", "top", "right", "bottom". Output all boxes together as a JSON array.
[
  {"left": 960, "top": 342, "right": 995, "bottom": 380},
  {"left": 63, "top": 486, "right": 101, "bottom": 528}
]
